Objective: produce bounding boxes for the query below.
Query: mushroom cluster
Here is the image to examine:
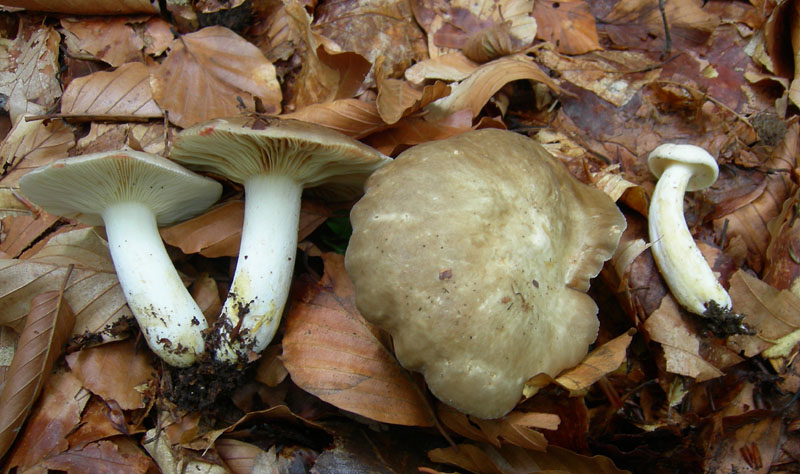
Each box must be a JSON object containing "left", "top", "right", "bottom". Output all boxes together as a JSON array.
[
  {"left": 19, "top": 150, "right": 222, "bottom": 367},
  {"left": 345, "top": 129, "right": 626, "bottom": 418},
  {"left": 168, "top": 116, "right": 391, "bottom": 363}
]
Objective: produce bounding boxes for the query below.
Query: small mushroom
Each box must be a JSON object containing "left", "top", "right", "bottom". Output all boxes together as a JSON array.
[
  {"left": 169, "top": 116, "right": 391, "bottom": 363},
  {"left": 647, "top": 143, "right": 748, "bottom": 334},
  {"left": 19, "top": 151, "right": 222, "bottom": 367},
  {"left": 344, "top": 129, "right": 626, "bottom": 418}
]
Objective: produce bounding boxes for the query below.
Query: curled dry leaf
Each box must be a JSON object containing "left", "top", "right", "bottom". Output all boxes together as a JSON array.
[
  {"left": 282, "top": 253, "right": 433, "bottom": 427},
  {"left": 215, "top": 438, "right": 269, "bottom": 474},
  {"left": 0, "top": 0, "right": 159, "bottom": 14},
  {"left": 713, "top": 120, "right": 798, "bottom": 273},
  {"left": 376, "top": 59, "right": 450, "bottom": 124},
  {"left": 282, "top": 98, "right": 387, "bottom": 138},
  {"left": 3, "top": 371, "right": 89, "bottom": 472},
  {"left": 284, "top": 0, "right": 371, "bottom": 109},
  {"left": 0, "top": 288, "right": 75, "bottom": 460},
  {"left": 532, "top": 0, "right": 601, "bottom": 55},
  {"left": 423, "top": 54, "right": 561, "bottom": 122},
  {"left": 142, "top": 427, "right": 227, "bottom": 474},
  {"left": 438, "top": 404, "right": 559, "bottom": 452},
  {"left": 365, "top": 109, "right": 478, "bottom": 155},
  {"left": 643, "top": 296, "right": 724, "bottom": 382},
  {"left": 65, "top": 339, "right": 156, "bottom": 410},
  {"left": 533, "top": 46, "right": 661, "bottom": 107},
  {"left": 40, "top": 438, "right": 155, "bottom": 474},
  {"left": 61, "top": 62, "right": 163, "bottom": 118},
  {"left": 0, "top": 22, "right": 61, "bottom": 120},
  {"left": 429, "top": 443, "right": 629, "bottom": 474},
  {"left": 160, "top": 199, "right": 333, "bottom": 258},
  {"left": 553, "top": 328, "right": 636, "bottom": 393},
  {"left": 404, "top": 52, "right": 480, "bottom": 87},
  {"left": 151, "top": 26, "right": 282, "bottom": 128}
]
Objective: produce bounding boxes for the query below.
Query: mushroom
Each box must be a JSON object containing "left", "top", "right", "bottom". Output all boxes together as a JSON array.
[
  {"left": 168, "top": 116, "right": 391, "bottom": 363},
  {"left": 18, "top": 150, "right": 222, "bottom": 367},
  {"left": 344, "top": 129, "right": 626, "bottom": 419},
  {"left": 647, "top": 143, "right": 748, "bottom": 334}
]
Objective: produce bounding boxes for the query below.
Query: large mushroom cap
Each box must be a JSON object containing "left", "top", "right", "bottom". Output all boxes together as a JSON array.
[
  {"left": 168, "top": 116, "right": 391, "bottom": 200},
  {"left": 19, "top": 150, "right": 222, "bottom": 227},
  {"left": 647, "top": 143, "right": 719, "bottom": 191},
  {"left": 345, "top": 129, "right": 626, "bottom": 419}
]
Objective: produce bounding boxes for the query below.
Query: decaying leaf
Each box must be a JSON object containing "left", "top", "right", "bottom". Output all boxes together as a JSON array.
[
  {"left": 151, "top": 26, "right": 282, "bottom": 128},
  {"left": 61, "top": 62, "right": 163, "bottom": 118},
  {"left": 643, "top": 296, "right": 724, "bottom": 382},
  {"left": 65, "top": 339, "right": 156, "bottom": 410},
  {"left": 532, "top": 0, "right": 601, "bottom": 55},
  {"left": 60, "top": 17, "right": 146, "bottom": 67},
  {"left": 0, "top": 287, "right": 75, "bottom": 460},
  {"left": 3, "top": 370, "right": 89, "bottom": 472},
  {"left": 282, "top": 253, "right": 433, "bottom": 427},
  {"left": 438, "top": 404, "right": 559, "bottom": 452},
  {"left": 40, "top": 438, "right": 156, "bottom": 474},
  {"left": 282, "top": 98, "right": 387, "bottom": 138},
  {"left": 705, "top": 415, "right": 782, "bottom": 474}
]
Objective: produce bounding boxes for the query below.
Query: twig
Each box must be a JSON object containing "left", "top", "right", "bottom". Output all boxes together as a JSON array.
[{"left": 658, "top": 0, "right": 672, "bottom": 60}]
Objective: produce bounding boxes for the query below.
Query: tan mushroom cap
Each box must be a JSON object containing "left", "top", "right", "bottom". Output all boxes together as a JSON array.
[
  {"left": 168, "top": 116, "right": 391, "bottom": 200},
  {"left": 19, "top": 150, "right": 223, "bottom": 227},
  {"left": 345, "top": 129, "right": 626, "bottom": 419}
]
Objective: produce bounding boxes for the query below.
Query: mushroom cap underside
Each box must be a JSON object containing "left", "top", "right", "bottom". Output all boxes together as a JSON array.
[
  {"left": 647, "top": 143, "right": 719, "bottom": 191},
  {"left": 345, "top": 129, "right": 626, "bottom": 418},
  {"left": 169, "top": 116, "right": 391, "bottom": 200},
  {"left": 19, "top": 150, "right": 222, "bottom": 227}
]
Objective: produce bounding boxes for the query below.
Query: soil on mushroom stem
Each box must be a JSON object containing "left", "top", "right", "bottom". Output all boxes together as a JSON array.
[{"left": 161, "top": 352, "right": 251, "bottom": 412}]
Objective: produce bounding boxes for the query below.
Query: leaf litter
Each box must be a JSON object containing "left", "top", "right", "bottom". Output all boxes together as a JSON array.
[{"left": 1, "top": 0, "right": 800, "bottom": 472}]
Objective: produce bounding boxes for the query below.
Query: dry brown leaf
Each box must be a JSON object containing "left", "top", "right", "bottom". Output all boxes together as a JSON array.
[
  {"left": 281, "top": 98, "right": 387, "bottom": 138},
  {"left": 554, "top": 328, "right": 635, "bottom": 393},
  {"left": 0, "top": 0, "right": 159, "bottom": 14},
  {"left": 3, "top": 370, "right": 89, "bottom": 472},
  {"left": 705, "top": 415, "right": 782, "bottom": 474},
  {"left": 643, "top": 296, "right": 724, "bottom": 382},
  {"left": 143, "top": 426, "right": 228, "bottom": 474},
  {"left": 282, "top": 253, "right": 432, "bottom": 427},
  {"left": 60, "top": 17, "right": 145, "bottom": 67},
  {"left": 67, "top": 397, "right": 145, "bottom": 448},
  {"left": 429, "top": 443, "right": 629, "bottom": 474},
  {"left": 404, "top": 53, "right": 481, "bottom": 87},
  {"left": 714, "top": 120, "right": 798, "bottom": 273},
  {"left": 313, "top": 0, "right": 428, "bottom": 80},
  {"left": 61, "top": 62, "right": 163, "bottom": 118},
  {"left": 0, "top": 212, "right": 59, "bottom": 258},
  {"left": 728, "top": 269, "right": 800, "bottom": 359},
  {"left": 365, "top": 109, "right": 478, "bottom": 155},
  {"left": 191, "top": 273, "right": 222, "bottom": 321},
  {"left": 0, "top": 288, "right": 75, "bottom": 460},
  {"left": 0, "top": 116, "right": 75, "bottom": 188},
  {"left": 0, "top": 189, "right": 29, "bottom": 218},
  {"left": 764, "top": 187, "right": 800, "bottom": 293},
  {"left": 73, "top": 122, "right": 172, "bottom": 157},
  {"left": 248, "top": 0, "right": 297, "bottom": 63},
  {"left": 532, "top": 0, "right": 601, "bottom": 55},
  {"left": 151, "top": 26, "right": 282, "bottom": 128},
  {"left": 284, "top": 0, "right": 371, "bottom": 109},
  {"left": 438, "top": 404, "right": 559, "bottom": 452},
  {"left": 423, "top": 54, "right": 561, "bottom": 121},
  {"left": 0, "top": 22, "right": 61, "bottom": 120},
  {"left": 41, "top": 438, "right": 155, "bottom": 474},
  {"left": 788, "top": 0, "right": 800, "bottom": 109},
  {"left": 65, "top": 339, "right": 156, "bottom": 410},
  {"left": 254, "top": 344, "right": 288, "bottom": 387},
  {"left": 0, "top": 228, "right": 130, "bottom": 340},
  {"left": 376, "top": 58, "right": 450, "bottom": 124},
  {"left": 534, "top": 47, "right": 661, "bottom": 107},
  {"left": 215, "top": 438, "right": 268, "bottom": 474}
]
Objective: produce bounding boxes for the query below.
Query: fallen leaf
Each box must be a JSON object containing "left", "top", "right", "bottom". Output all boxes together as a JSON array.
[
  {"left": 282, "top": 253, "right": 433, "bottom": 427},
  {"left": 423, "top": 54, "right": 561, "bottom": 121},
  {"left": 282, "top": 98, "right": 387, "bottom": 138},
  {"left": 0, "top": 116, "right": 75, "bottom": 188},
  {"left": 532, "top": 0, "right": 601, "bottom": 55},
  {"left": 151, "top": 26, "right": 282, "bottom": 128},
  {"left": 0, "top": 0, "right": 159, "bottom": 14},
  {"left": 60, "top": 62, "right": 163, "bottom": 118},
  {"left": 0, "top": 21, "right": 61, "bottom": 120},
  {"left": 705, "top": 415, "right": 782, "bottom": 474},
  {"left": 404, "top": 52, "right": 480, "bottom": 87},
  {"left": 376, "top": 61, "right": 450, "bottom": 124},
  {"left": 60, "top": 17, "right": 145, "bottom": 67},
  {"left": 0, "top": 288, "right": 75, "bottom": 460},
  {"left": 3, "top": 370, "right": 89, "bottom": 472},
  {"left": 554, "top": 328, "right": 635, "bottom": 393},
  {"left": 0, "top": 211, "right": 59, "bottom": 258},
  {"left": 365, "top": 109, "right": 478, "bottom": 155},
  {"left": 67, "top": 396, "right": 145, "bottom": 448},
  {"left": 643, "top": 295, "right": 723, "bottom": 382},
  {"left": 41, "top": 438, "right": 155, "bottom": 474},
  {"left": 66, "top": 339, "right": 157, "bottom": 410},
  {"left": 215, "top": 438, "right": 269, "bottom": 474}
]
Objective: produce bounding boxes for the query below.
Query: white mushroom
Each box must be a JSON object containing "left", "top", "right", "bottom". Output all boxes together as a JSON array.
[
  {"left": 19, "top": 151, "right": 222, "bottom": 367},
  {"left": 169, "top": 116, "right": 391, "bottom": 363},
  {"left": 647, "top": 144, "right": 741, "bottom": 325}
]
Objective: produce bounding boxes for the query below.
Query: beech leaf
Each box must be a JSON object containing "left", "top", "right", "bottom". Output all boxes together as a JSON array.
[
  {"left": 282, "top": 253, "right": 433, "bottom": 427},
  {"left": 0, "top": 288, "right": 75, "bottom": 460},
  {"left": 282, "top": 98, "right": 387, "bottom": 138},
  {"left": 61, "top": 62, "right": 163, "bottom": 118}
]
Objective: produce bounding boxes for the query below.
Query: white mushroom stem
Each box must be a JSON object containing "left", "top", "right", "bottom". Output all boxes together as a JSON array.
[
  {"left": 214, "top": 174, "right": 302, "bottom": 362},
  {"left": 102, "top": 201, "right": 208, "bottom": 367},
  {"left": 649, "top": 163, "right": 732, "bottom": 315}
]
